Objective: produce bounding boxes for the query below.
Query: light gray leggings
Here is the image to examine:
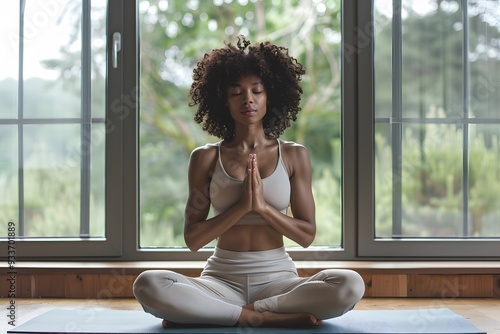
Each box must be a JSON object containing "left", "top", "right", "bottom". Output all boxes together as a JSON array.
[{"left": 133, "top": 247, "right": 365, "bottom": 326}]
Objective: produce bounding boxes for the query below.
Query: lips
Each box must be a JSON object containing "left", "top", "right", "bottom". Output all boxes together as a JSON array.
[{"left": 241, "top": 108, "right": 257, "bottom": 116}]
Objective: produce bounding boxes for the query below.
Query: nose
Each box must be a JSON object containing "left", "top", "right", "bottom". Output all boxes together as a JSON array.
[{"left": 242, "top": 91, "right": 254, "bottom": 105}]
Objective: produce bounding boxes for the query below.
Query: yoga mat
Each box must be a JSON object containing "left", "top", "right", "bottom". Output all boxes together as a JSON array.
[{"left": 8, "top": 308, "right": 485, "bottom": 334}]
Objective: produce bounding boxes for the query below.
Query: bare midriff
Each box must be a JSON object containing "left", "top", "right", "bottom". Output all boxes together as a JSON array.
[{"left": 217, "top": 225, "right": 284, "bottom": 251}]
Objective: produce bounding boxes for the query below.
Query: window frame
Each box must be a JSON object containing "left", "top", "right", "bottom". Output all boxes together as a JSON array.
[
  {"left": 357, "top": 0, "right": 500, "bottom": 259},
  {"left": 4, "top": 0, "right": 499, "bottom": 261},
  {"left": 123, "top": 0, "right": 360, "bottom": 262},
  {"left": 0, "top": 0, "right": 124, "bottom": 258}
]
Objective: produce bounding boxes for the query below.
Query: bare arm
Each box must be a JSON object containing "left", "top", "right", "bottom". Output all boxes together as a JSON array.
[
  {"left": 250, "top": 144, "right": 316, "bottom": 248},
  {"left": 183, "top": 145, "right": 250, "bottom": 251}
]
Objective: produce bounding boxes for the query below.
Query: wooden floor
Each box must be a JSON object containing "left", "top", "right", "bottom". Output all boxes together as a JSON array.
[{"left": 1, "top": 298, "right": 499, "bottom": 333}]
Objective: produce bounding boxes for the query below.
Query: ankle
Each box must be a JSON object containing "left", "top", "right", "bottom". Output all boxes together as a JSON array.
[{"left": 242, "top": 304, "right": 255, "bottom": 311}]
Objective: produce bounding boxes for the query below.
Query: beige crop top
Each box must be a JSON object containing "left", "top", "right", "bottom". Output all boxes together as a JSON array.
[{"left": 209, "top": 139, "right": 291, "bottom": 225}]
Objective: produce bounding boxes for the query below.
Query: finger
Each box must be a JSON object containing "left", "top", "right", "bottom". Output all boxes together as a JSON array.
[
  {"left": 247, "top": 154, "right": 254, "bottom": 187},
  {"left": 248, "top": 154, "right": 254, "bottom": 174},
  {"left": 249, "top": 154, "right": 256, "bottom": 182},
  {"left": 252, "top": 154, "right": 261, "bottom": 180}
]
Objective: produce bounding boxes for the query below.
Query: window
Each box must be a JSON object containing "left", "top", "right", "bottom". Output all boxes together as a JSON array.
[
  {"left": 359, "top": 0, "right": 500, "bottom": 257},
  {"left": 3, "top": 0, "right": 498, "bottom": 260},
  {"left": 137, "top": 0, "right": 344, "bottom": 253},
  {"left": 0, "top": 0, "right": 122, "bottom": 257}
]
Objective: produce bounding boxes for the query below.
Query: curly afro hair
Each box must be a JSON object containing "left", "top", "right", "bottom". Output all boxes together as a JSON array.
[{"left": 188, "top": 36, "right": 305, "bottom": 140}]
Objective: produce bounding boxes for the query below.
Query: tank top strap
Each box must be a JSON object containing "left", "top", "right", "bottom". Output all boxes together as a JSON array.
[
  {"left": 276, "top": 138, "right": 282, "bottom": 160},
  {"left": 216, "top": 140, "right": 223, "bottom": 164}
]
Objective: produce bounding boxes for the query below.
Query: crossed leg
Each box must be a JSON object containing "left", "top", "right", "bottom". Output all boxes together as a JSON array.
[
  {"left": 252, "top": 269, "right": 365, "bottom": 320},
  {"left": 133, "top": 269, "right": 364, "bottom": 328}
]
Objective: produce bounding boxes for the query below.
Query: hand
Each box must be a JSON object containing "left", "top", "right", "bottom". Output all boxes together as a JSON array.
[
  {"left": 248, "top": 154, "right": 267, "bottom": 213},
  {"left": 240, "top": 156, "right": 254, "bottom": 213}
]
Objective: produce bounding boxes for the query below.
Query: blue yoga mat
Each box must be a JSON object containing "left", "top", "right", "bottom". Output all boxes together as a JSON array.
[{"left": 8, "top": 308, "right": 485, "bottom": 334}]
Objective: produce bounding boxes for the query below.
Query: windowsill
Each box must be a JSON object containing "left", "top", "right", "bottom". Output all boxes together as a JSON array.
[{"left": 10, "top": 260, "right": 500, "bottom": 275}]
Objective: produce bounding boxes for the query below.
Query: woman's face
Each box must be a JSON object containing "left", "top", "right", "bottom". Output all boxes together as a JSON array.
[{"left": 226, "top": 74, "right": 267, "bottom": 125}]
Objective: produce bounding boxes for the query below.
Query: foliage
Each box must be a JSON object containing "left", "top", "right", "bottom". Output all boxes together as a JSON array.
[
  {"left": 373, "top": 1, "right": 500, "bottom": 238},
  {"left": 375, "top": 106, "right": 500, "bottom": 238}
]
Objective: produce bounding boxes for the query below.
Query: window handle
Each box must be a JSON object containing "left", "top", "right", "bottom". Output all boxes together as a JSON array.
[{"left": 112, "top": 32, "right": 121, "bottom": 68}]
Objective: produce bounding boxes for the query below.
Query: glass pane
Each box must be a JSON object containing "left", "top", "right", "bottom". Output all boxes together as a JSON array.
[
  {"left": 469, "top": 2, "right": 500, "bottom": 119},
  {"left": 469, "top": 125, "right": 500, "bottom": 237},
  {"left": 139, "top": 0, "right": 343, "bottom": 248},
  {"left": 22, "top": 123, "right": 104, "bottom": 238},
  {"left": 90, "top": 123, "right": 106, "bottom": 237},
  {"left": 90, "top": 2, "right": 107, "bottom": 119},
  {"left": 23, "top": 1, "right": 81, "bottom": 118},
  {"left": 374, "top": 123, "right": 392, "bottom": 237},
  {"left": 24, "top": 125, "right": 81, "bottom": 237},
  {"left": 373, "top": 1, "right": 392, "bottom": 119},
  {"left": 374, "top": 0, "right": 500, "bottom": 240},
  {"left": 0, "top": 2, "right": 19, "bottom": 119},
  {"left": 0, "top": 126, "right": 19, "bottom": 224},
  {"left": 375, "top": 0, "right": 465, "bottom": 120},
  {"left": 401, "top": 124, "right": 464, "bottom": 238},
  {"left": 376, "top": 123, "right": 465, "bottom": 238}
]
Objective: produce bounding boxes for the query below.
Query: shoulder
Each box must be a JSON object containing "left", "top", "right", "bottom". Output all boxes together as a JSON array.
[
  {"left": 190, "top": 142, "right": 219, "bottom": 160},
  {"left": 280, "top": 140, "right": 310, "bottom": 160},
  {"left": 279, "top": 140, "right": 311, "bottom": 176},
  {"left": 188, "top": 142, "right": 220, "bottom": 171}
]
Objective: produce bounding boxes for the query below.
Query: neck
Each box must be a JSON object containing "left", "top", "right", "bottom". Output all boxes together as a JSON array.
[{"left": 228, "top": 126, "right": 269, "bottom": 151}]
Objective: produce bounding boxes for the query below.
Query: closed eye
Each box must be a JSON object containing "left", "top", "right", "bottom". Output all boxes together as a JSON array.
[{"left": 230, "top": 91, "right": 262, "bottom": 96}]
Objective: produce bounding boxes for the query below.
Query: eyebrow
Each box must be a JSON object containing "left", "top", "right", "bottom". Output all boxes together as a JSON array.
[{"left": 229, "top": 81, "right": 263, "bottom": 87}]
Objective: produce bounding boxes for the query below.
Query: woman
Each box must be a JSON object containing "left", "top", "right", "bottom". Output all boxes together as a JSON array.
[{"left": 133, "top": 37, "right": 365, "bottom": 328}]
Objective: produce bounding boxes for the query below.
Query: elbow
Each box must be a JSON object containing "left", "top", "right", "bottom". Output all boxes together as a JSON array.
[
  {"left": 188, "top": 245, "right": 201, "bottom": 252},
  {"left": 299, "top": 225, "right": 316, "bottom": 248},
  {"left": 184, "top": 235, "right": 201, "bottom": 252},
  {"left": 299, "top": 235, "right": 315, "bottom": 248},
  {"left": 184, "top": 223, "right": 202, "bottom": 252}
]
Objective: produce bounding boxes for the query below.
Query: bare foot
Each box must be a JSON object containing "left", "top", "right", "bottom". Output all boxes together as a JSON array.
[
  {"left": 162, "top": 319, "right": 200, "bottom": 328},
  {"left": 162, "top": 319, "right": 219, "bottom": 329},
  {"left": 162, "top": 308, "right": 322, "bottom": 329},
  {"left": 162, "top": 319, "right": 176, "bottom": 328},
  {"left": 238, "top": 308, "right": 322, "bottom": 328}
]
